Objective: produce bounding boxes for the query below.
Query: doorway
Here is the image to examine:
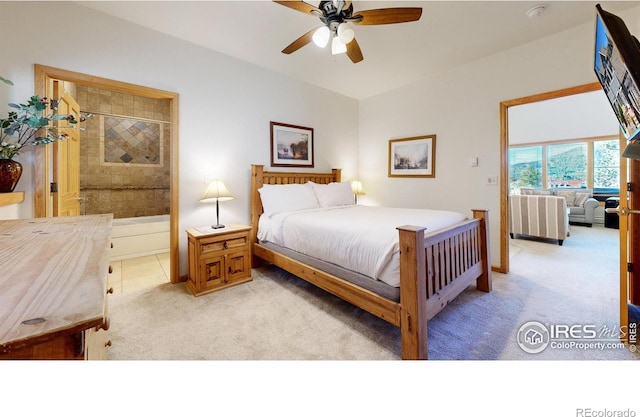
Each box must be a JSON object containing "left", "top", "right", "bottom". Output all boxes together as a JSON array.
[
  {"left": 499, "top": 82, "right": 604, "bottom": 273},
  {"left": 33, "top": 64, "right": 180, "bottom": 284},
  {"left": 500, "top": 82, "right": 632, "bottom": 334}
]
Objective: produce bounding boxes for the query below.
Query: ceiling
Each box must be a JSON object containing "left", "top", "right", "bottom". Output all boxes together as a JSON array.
[{"left": 77, "top": 1, "right": 640, "bottom": 100}]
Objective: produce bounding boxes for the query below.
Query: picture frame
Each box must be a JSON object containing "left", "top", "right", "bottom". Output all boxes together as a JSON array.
[
  {"left": 270, "top": 121, "right": 314, "bottom": 167},
  {"left": 388, "top": 135, "right": 436, "bottom": 178}
]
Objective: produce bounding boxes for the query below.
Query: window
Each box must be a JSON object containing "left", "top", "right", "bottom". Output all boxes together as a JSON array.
[
  {"left": 509, "top": 137, "right": 620, "bottom": 195},
  {"left": 594, "top": 139, "right": 620, "bottom": 192},
  {"left": 509, "top": 146, "right": 542, "bottom": 193},
  {"left": 547, "top": 143, "right": 587, "bottom": 188}
]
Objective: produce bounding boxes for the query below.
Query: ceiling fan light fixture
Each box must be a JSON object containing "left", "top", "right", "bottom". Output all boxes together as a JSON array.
[
  {"left": 331, "top": 35, "right": 347, "bottom": 55},
  {"left": 274, "top": 1, "right": 423, "bottom": 64},
  {"left": 337, "top": 22, "right": 354, "bottom": 44},
  {"left": 312, "top": 26, "right": 331, "bottom": 48}
]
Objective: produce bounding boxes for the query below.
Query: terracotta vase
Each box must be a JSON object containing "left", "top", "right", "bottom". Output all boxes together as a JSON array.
[{"left": 0, "top": 159, "right": 23, "bottom": 193}]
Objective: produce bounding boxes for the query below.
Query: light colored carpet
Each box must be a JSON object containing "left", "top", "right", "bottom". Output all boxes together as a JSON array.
[{"left": 107, "top": 224, "right": 639, "bottom": 360}]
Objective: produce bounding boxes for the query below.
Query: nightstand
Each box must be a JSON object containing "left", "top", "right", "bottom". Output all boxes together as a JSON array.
[{"left": 186, "top": 224, "right": 252, "bottom": 296}]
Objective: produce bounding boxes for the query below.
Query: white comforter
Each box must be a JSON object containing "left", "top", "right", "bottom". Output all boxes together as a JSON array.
[{"left": 258, "top": 205, "right": 466, "bottom": 287}]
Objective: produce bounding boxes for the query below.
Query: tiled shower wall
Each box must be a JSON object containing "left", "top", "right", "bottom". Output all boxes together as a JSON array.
[{"left": 76, "top": 86, "right": 170, "bottom": 219}]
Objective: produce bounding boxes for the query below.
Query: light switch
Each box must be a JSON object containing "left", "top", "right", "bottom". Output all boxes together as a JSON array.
[{"left": 470, "top": 157, "right": 478, "bottom": 167}]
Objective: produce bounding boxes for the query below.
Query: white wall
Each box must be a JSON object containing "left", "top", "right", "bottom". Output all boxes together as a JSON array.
[
  {"left": 509, "top": 90, "right": 620, "bottom": 144},
  {"left": 358, "top": 5, "right": 640, "bottom": 268},
  {"left": 0, "top": 2, "right": 359, "bottom": 275}
]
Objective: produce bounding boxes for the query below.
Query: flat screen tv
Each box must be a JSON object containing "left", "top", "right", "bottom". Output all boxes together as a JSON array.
[{"left": 594, "top": 4, "right": 640, "bottom": 159}]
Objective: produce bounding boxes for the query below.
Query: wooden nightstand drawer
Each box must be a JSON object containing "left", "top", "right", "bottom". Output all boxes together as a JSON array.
[
  {"left": 199, "top": 232, "right": 249, "bottom": 254},
  {"left": 186, "top": 224, "right": 252, "bottom": 296}
]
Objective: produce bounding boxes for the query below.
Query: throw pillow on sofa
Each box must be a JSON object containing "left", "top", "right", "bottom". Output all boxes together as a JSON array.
[
  {"left": 574, "top": 192, "right": 590, "bottom": 207},
  {"left": 555, "top": 190, "right": 577, "bottom": 207}
]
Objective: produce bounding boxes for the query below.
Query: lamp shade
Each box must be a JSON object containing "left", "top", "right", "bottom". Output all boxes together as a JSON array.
[
  {"left": 331, "top": 35, "right": 347, "bottom": 55},
  {"left": 312, "top": 26, "right": 331, "bottom": 48},
  {"left": 200, "top": 180, "right": 234, "bottom": 203},
  {"left": 351, "top": 180, "right": 366, "bottom": 195},
  {"left": 337, "top": 23, "right": 354, "bottom": 44}
]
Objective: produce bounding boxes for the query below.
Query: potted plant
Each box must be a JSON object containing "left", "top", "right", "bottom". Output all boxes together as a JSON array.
[{"left": 0, "top": 91, "right": 89, "bottom": 192}]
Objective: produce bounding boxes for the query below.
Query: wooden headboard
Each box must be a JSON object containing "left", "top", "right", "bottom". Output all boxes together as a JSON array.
[{"left": 250, "top": 164, "right": 341, "bottom": 245}]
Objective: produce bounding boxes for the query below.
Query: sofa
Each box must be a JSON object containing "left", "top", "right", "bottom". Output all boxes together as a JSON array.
[
  {"left": 520, "top": 188, "right": 600, "bottom": 226},
  {"left": 509, "top": 194, "right": 570, "bottom": 246}
]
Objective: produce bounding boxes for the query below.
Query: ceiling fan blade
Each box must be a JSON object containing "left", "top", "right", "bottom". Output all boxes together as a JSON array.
[
  {"left": 346, "top": 38, "right": 363, "bottom": 64},
  {"left": 351, "top": 8, "right": 422, "bottom": 25},
  {"left": 273, "top": 1, "right": 321, "bottom": 16},
  {"left": 282, "top": 27, "right": 321, "bottom": 54}
]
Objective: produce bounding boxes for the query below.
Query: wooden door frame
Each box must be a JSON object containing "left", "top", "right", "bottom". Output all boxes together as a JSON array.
[
  {"left": 33, "top": 64, "right": 181, "bottom": 284},
  {"left": 498, "top": 82, "right": 602, "bottom": 274}
]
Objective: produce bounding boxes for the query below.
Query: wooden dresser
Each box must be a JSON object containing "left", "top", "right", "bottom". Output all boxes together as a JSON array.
[{"left": 0, "top": 214, "right": 113, "bottom": 360}]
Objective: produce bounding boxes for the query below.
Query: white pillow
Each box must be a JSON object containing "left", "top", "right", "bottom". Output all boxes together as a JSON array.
[
  {"left": 258, "top": 183, "right": 319, "bottom": 217},
  {"left": 310, "top": 181, "right": 354, "bottom": 207}
]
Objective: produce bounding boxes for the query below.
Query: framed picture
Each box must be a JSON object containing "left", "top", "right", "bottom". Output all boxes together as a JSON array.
[
  {"left": 388, "top": 135, "right": 436, "bottom": 178},
  {"left": 270, "top": 121, "right": 314, "bottom": 167}
]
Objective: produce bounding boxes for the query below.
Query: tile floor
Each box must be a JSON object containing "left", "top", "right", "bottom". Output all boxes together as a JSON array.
[{"left": 108, "top": 252, "right": 171, "bottom": 295}]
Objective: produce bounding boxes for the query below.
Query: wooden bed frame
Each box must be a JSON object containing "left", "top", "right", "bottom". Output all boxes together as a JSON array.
[{"left": 250, "top": 164, "right": 492, "bottom": 359}]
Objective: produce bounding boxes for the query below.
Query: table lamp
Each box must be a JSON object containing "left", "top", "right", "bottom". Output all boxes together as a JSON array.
[
  {"left": 351, "top": 180, "right": 366, "bottom": 204},
  {"left": 200, "top": 180, "right": 234, "bottom": 229}
]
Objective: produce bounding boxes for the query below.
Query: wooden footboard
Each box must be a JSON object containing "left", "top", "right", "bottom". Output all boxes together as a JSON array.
[
  {"left": 397, "top": 209, "right": 491, "bottom": 359},
  {"left": 250, "top": 164, "right": 491, "bottom": 360}
]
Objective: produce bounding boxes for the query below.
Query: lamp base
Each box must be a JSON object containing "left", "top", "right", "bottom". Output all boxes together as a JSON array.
[{"left": 211, "top": 224, "right": 225, "bottom": 229}]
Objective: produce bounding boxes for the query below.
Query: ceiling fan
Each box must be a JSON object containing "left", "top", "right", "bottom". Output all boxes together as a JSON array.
[{"left": 274, "top": 1, "right": 423, "bottom": 63}]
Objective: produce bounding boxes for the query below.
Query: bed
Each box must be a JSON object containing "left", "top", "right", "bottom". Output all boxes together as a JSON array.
[{"left": 250, "top": 164, "right": 492, "bottom": 359}]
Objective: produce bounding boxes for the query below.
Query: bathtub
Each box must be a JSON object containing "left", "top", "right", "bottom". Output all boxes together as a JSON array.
[{"left": 110, "top": 214, "right": 170, "bottom": 261}]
